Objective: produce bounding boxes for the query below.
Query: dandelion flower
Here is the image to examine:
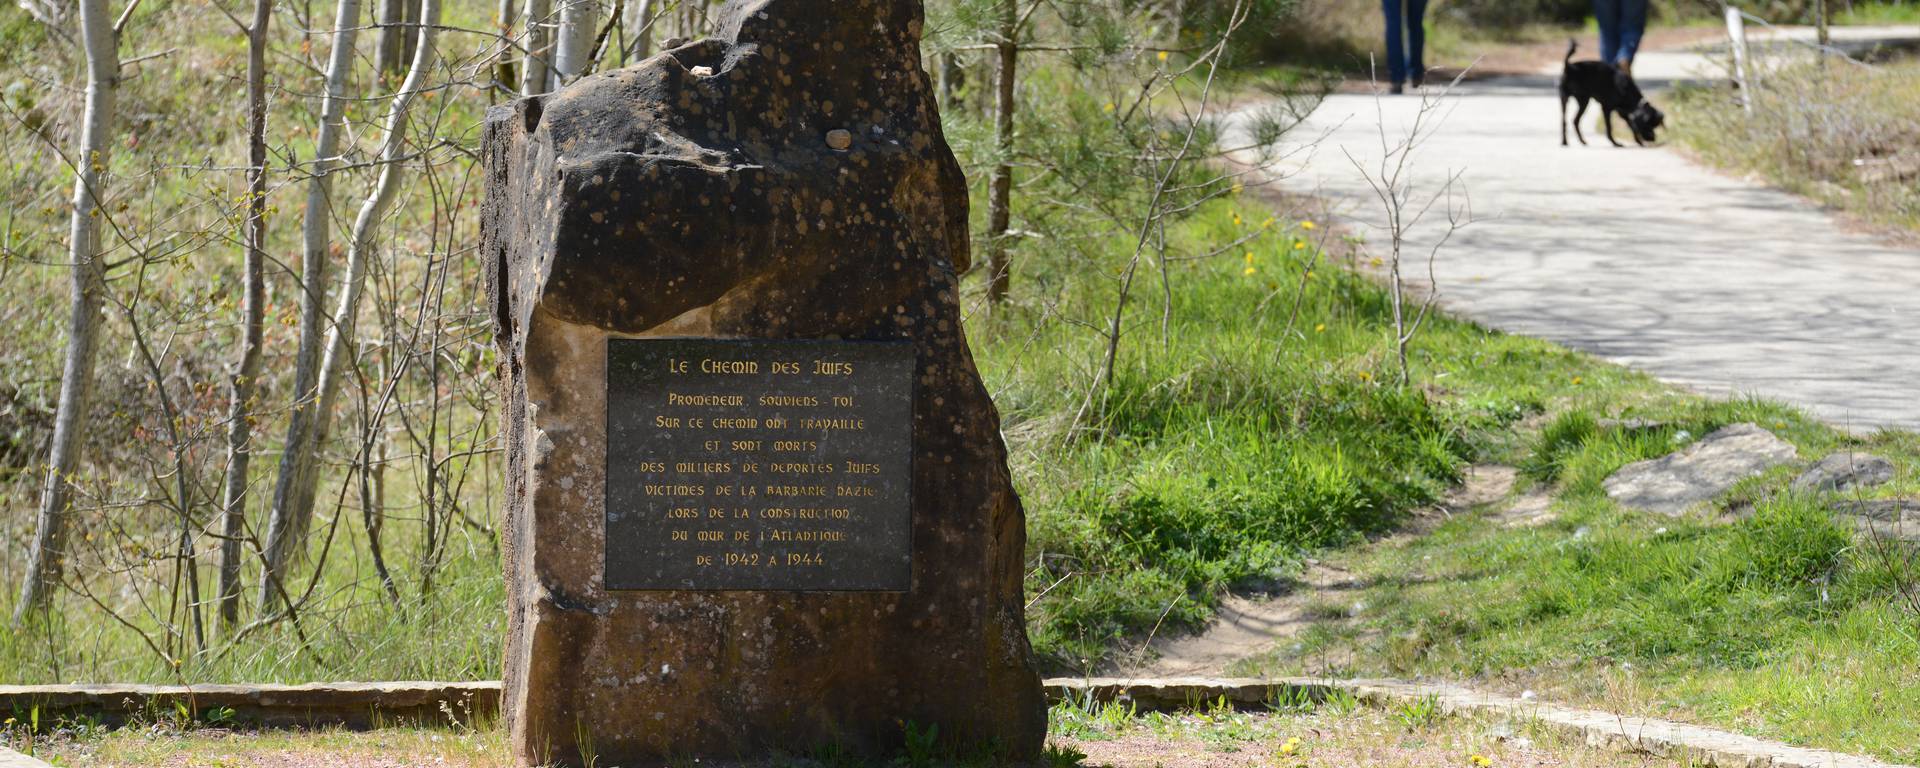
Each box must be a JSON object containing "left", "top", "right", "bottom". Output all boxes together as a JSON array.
[
  {"left": 1244, "top": 266, "right": 1257, "bottom": 276},
  {"left": 1468, "top": 754, "right": 1492, "bottom": 767},
  {"left": 1232, "top": 213, "right": 1242, "bottom": 226},
  {"left": 1358, "top": 371, "right": 1372, "bottom": 381},
  {"left": 1301, "top": 220, "right": 1316, "bottom": 230},
  {"left": 1571, "top": 376, "right": 1583, "bottom": 385},
  {"left": 1244, "top": 252, "right": 1255, "bottom": 265},
  {"left": 1314, "top": 323, "right": 1326, "bottom": 333},
  {"left": 1294, "top": 242, "right": 1306, "bottom": 250},
  {"left": 1157, "top": 51, "right": 1169, "bottom": 62}
]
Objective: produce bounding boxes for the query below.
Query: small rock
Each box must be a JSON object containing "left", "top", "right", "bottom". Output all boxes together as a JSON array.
[
  {"left": 1791, "top": 452, "right": 1894, "bottom": 494},
  {"left": 1602, "top": 423, "right": 1797, "bottom": 515},
  {"left": 1832, "top": 499, "right": 1920, "bottom": 542},
  {"left": 689, "top": 65, "right": 714, "bottom": 77},
  {"left": 825, "top": 128, "right": 853, "bottom": 150}
]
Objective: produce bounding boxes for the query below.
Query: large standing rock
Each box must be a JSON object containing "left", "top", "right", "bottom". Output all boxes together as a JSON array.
[
  {"left": 480, "top": 1, "right": 1045, "bottom": 764},
  {"left": 1603, "top": 423, "right": 1798, "bottom": 515}
]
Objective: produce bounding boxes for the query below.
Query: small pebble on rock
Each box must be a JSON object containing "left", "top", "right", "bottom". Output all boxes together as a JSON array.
[
  {"left": 689, "top": 65, "right": 714, "bottom": 77},
  {"left": 826, "top": 129, "right": 853, "bottom": 150}
]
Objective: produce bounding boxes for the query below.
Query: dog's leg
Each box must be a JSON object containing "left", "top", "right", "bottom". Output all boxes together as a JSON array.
[
  {"left": 1560, "top": 90, "right": 1570, "bottom": 146},
  {"left": 1602, "top": 106, "right": 1622, "bottom": 147},
  {"left": 1571, "top": 97, "right": 1590, "bottom": 146}
]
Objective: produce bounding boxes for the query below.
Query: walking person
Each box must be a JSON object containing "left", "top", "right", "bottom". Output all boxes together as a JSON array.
[
  {"left": 1592, "top": 0, "right": 1650, "bottom": 73},
  {"left": 1381, "top": 0, "right": 1428, "bottom": 93}
]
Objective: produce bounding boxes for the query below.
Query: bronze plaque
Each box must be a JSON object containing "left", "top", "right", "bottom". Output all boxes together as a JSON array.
[{"left": 605, "top": 338, "right": 915, "bottom": 591}]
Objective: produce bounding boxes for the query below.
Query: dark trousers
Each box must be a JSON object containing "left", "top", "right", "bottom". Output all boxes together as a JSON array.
[
  {"left": 1382, "top": 0, "right": 1428, "bottom": 84},
  {"left": 1593, "top": 0, "right": 1649, "bottom": 65}
]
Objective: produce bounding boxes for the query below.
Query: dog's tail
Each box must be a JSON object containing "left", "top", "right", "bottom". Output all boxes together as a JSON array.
[{"left": 1565, "top": 38, "right": 1578, "bottom": 65}]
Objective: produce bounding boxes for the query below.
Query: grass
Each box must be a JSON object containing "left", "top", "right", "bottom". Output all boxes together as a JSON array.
[
  {"left": 1838, "top": 0, "right": 1920, "bottom": 25},
  {"left": 6, "top": 696, "right": 1698, "bottom": 767},
  {"left": 1667, "top": 56, "right": 1920, "bottom": 235},
  {"left": 1238, "top": 396, "right": 1920, "bottom": 762}
]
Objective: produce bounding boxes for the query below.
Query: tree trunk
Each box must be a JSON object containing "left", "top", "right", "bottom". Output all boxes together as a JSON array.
[
  {"left": 492, "top": 0, "right": 517, "bottom": 98},
  {"left": 521, "top": 0, "right": 551, "bottom": 93},
  {"left": 259, "top": 0, "right": 364, "bottom": 612},
  {"left": 373, "top": 0, "right": 405, "bottom": 79},
  {"left": 216, "top": 0, "right": 273, "bottom": 629},
  {"left": 984, "top": 0, "right": 1017, "bottom": 305},
  {"left": 13, "top": 0, "right": 118, "bottom": 627},
  {"left": 553, "top": 0, "right": 599, "bottom": 84},
  {"left": 261, "top": 0, "right": 444, "bottom": 611},
  {"left": 622, "top": 0, "right": 652, "bottom": 63}
]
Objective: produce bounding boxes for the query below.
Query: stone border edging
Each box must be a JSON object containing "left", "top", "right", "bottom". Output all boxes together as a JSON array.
[
  {"left": 1046, "top": 677, "right": 1912, "bottom": 768},
  {"left": 0, "top": 681, "right": 498, "bottom": 730},
  {"left": 2, "top": 677, "right": 1908, "bottom": 767},
  {"left": 0, "top": 746, "right": 52, "bottom": 768}
]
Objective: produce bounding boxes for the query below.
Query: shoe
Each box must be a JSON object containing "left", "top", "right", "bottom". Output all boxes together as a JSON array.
[
  {"left": 1618, "top": 59, "right": 1632, "bottom": 77},
  {"left": 1390, "top": 82, "right": 1404, "bottom": 95},
  {"left": 1411, "top": 75, "right": 1424, "bottom": 89}
]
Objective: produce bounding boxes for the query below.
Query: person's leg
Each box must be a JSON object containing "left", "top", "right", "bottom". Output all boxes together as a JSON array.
[
  {"left": 1617, "top": 0, "right": 1649, "bottom": 68},
  {"left": 1592, "top": 0, "right": 1621, "bottom": 65},
  {"left": 1381, "top": 0, "right": 1407, "bottom": 86},
  {"left": 1406, "top": 0, "right": 1428, "bottom": 85}
]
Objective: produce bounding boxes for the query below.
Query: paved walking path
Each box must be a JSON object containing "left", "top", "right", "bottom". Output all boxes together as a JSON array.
[{"left": 1236, "top": 27, "right": 1920, "bottom": 431}]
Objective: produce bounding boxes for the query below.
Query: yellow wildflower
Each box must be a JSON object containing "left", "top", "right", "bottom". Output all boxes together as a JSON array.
[
  {"left": 1571, "top": 376, "right": 1583, "bottom": 385},
  {"left": 1157, "top": 51, "right": 1169, "bottom": 62},
  {"left": 1104, "top": 102, "right": 1116, "bottom": 112},
  {"left": 1244, "top": 252, "right": 1254, "bottom": 265},
  {"left": 1314, "top": 323, "right": 1326, "bottom": 333},
  {"left": 1300, "top": 220, "right": 1316, "bottom": 230},
  {"left": 1468, "top": 755, "right": 1492, "bottom": 767},
  {"left": 1243, "top": 266, "right": 1257, "bottom": 276},
  {"left": 1358, "top": 371, "right": 1372, "bottom": 381},
  {"left": 1293, "top": 242, "right": 1306, "bottom": 250}
]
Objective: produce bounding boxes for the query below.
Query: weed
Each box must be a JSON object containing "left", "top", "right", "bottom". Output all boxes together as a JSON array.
[
  {"left": 899, "top": 720, "right": 941, "bottom": 768},
  {"left": 1392, "top": 695, "right": 1442, "bottom": 730}
]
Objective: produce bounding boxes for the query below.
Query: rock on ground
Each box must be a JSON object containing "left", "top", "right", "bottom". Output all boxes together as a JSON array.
[
  {"left": 1792, "top": 452, "right": 1896, "bottom": 494},
  {"left": 1603, "top": 423, "right": 1798, "bottom": 515}
]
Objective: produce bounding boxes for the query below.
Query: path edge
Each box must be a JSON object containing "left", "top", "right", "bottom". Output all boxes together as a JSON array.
[{"left": 2, "top": 677, "right": 1908, "bottom": 767}]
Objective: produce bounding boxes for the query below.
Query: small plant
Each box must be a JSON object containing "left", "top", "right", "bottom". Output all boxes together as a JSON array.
[
  {"left": 900, "top": 720, "right": 941, "bottom": 768},
  {"left": 1322, "top": 688, "right": 1363, "bottom": 717},
  {"left": 1266, "top": 685, "right": 1317, "bottom": 714},
  {"left": 1043, "top": 743, "right": 1088, "bottom": 768},
  {"left": 574, "top": 718, "right": 599, "bottom": 768},
  {"left": 1393, "top": 695, "right": 1442, "bottom": 730},
  {"left": 1519, "top": 410, "right": 1599, "bottom": 483}
]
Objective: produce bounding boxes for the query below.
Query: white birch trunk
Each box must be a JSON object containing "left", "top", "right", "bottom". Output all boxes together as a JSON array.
[
  {"left": 13, "top": 0, "right": 118, "bottom": 626},
  {"left": 520, "top": 0, "right": 551, "bottom": 94},
  {"left": 258, "top": 0, "right": 364, "bottom": 611},
  {"left": 552, "top": 0, "right": 598, "bottom": 85},
  {"left": 260, "top": 0, "right": 444, "bottom": 610}
]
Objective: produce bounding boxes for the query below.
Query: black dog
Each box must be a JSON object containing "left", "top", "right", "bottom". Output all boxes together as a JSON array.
[{"left": 1559, "top": 40, "right": 1664, "bottom": 147}]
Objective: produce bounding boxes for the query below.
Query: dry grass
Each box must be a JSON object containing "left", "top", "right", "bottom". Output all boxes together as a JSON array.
[{"left": 1669, "top": 57, "right": 1920, "bottom": 235}]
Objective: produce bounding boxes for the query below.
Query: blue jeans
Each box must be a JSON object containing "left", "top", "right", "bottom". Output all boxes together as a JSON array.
[
  {"left": 1382, "top": 0, "right": 1427, "bottom": 84},
  {"left": 1593, "top": 0, "right": 1649, "bottom": 65}
]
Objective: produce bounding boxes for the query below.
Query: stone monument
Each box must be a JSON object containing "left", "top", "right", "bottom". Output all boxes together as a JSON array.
[{"left": 480, "top": 0, "right": 1046, "bottom": 764}]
